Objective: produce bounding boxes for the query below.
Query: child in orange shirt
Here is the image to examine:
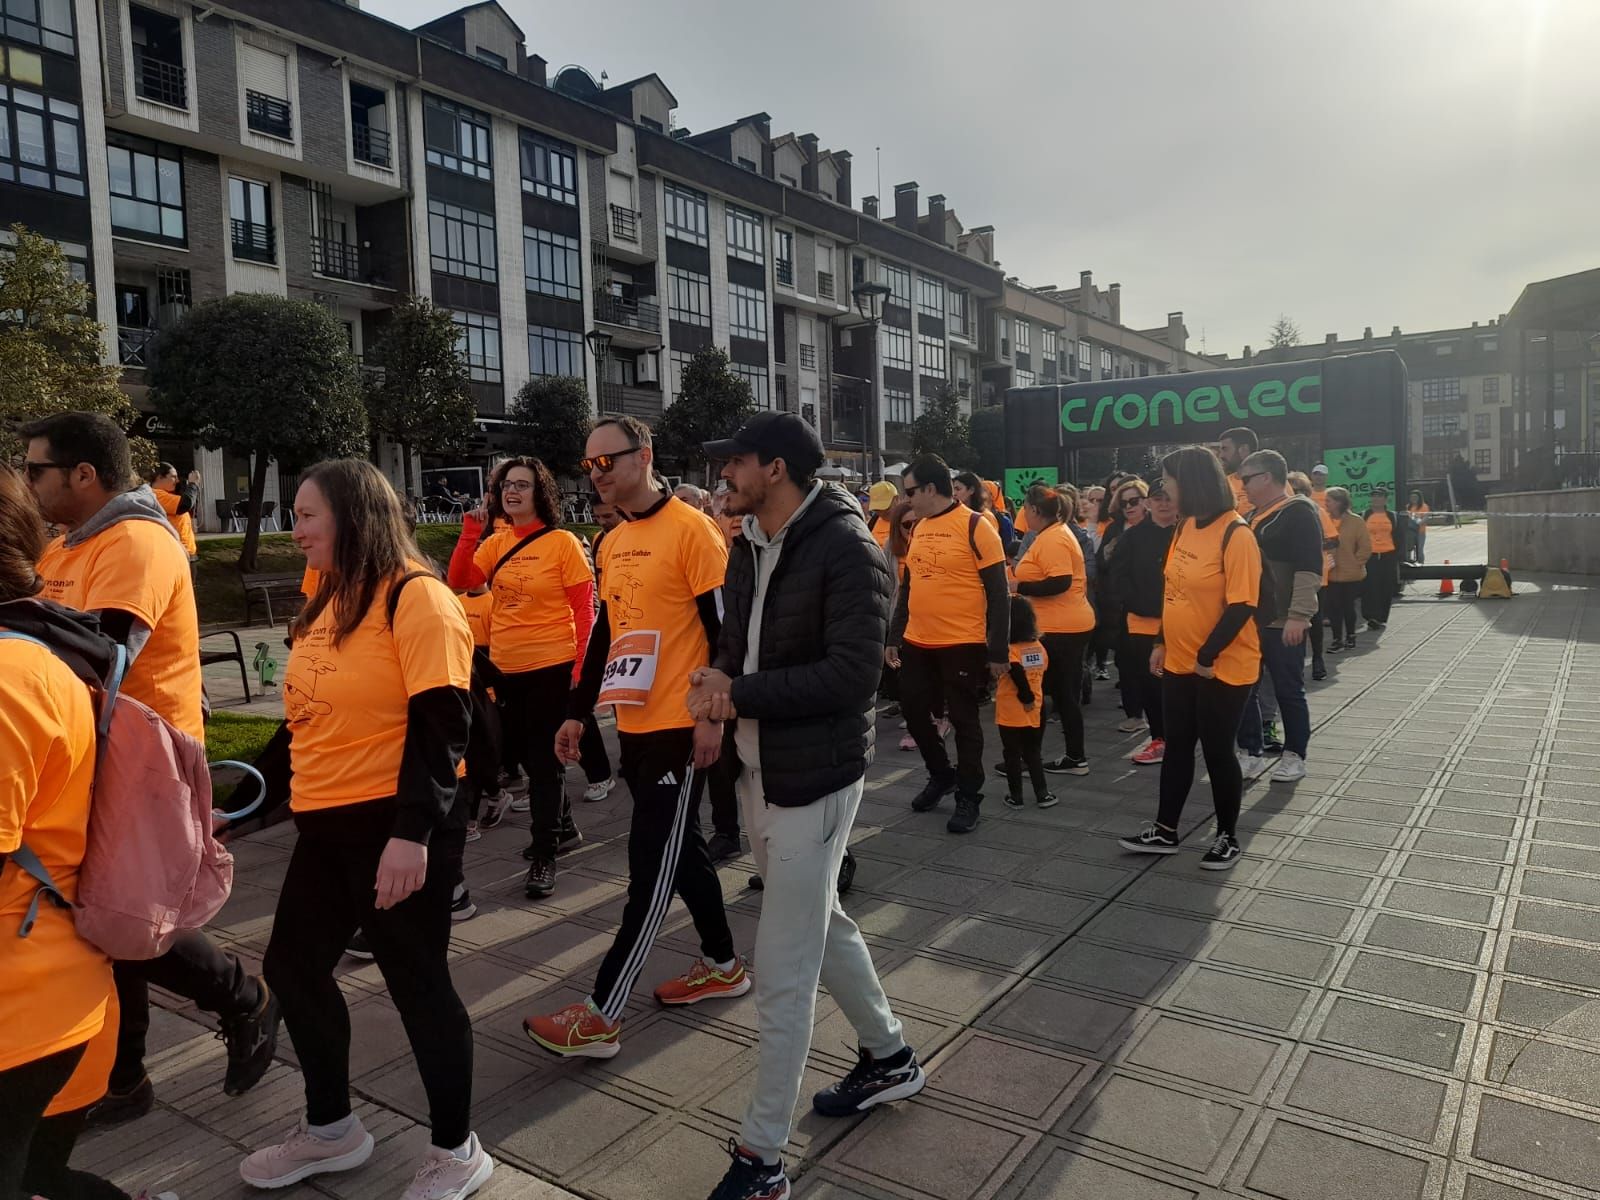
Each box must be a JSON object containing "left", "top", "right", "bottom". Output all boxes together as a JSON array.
[{"left": 996, "top": 596, "right": 1057, "bottom": 809}]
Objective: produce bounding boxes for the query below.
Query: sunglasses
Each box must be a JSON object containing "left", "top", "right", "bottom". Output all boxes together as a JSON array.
[
  {"left": 579, "top": 447, "right": 643, "bottom": 474},
  {"left": 23, "top": 461, "right": 71, "bottom": 480},
  {"left": 1120, "top": 495, "right": 1145, "bottom": 507},
  {"left": 1238, "top": 471, "right": 1269, "bottom": 485}
]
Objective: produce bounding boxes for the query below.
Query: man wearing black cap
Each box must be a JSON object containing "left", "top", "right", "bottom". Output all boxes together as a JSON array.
[{"left": 690, "top": 412, "right": 924, "bottom": 1200}]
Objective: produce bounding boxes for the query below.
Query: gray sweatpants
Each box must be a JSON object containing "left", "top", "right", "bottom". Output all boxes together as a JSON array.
[{"left": 738, "top": 768, "right": 905, "bottom": 1161}]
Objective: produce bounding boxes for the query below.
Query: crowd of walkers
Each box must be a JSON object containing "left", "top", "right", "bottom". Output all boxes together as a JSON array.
[{"left": 2, "top": 409, "right": 1416, "bottom": 1200}]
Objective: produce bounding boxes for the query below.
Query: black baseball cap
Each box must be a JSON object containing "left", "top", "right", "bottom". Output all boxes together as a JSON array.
[{"left": 703, "top": 411, "right": 824, "bottom": 478}]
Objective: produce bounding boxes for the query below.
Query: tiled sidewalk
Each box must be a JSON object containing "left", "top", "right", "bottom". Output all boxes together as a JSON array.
[{"left": 87, "top": 561, "right": 1600, "bottom": 1200}]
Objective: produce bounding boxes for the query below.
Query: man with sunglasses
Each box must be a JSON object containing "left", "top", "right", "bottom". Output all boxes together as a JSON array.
[{"left": 524, "top": 416, "right": 746, "bottom": 1061}]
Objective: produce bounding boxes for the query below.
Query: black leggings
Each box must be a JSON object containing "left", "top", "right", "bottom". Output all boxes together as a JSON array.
[
  {"left": 1326, "top": 580, "right": 1362, "bottom": 644},
  {"left": 0, "top": 1046, "right": 127, "bottom": 1200},
  {"left": 1309, "top": 590, "right": 1325, "bottom": 660},
  {"left": 578, "top": 713, "right": 613, "bottom": 784},
  {"left": 263, "top": 803, "right": 472, "bottom": 1150},
  {"left": 999, "top": 724, "right": 1047, "bottom": 801},
  {"left": 1041, "top": 631, "right": 1091, "bottom": 759},
  {"left": 1125, "top": 633, "right": 1165, "bottom": 740},
  {"left": 499, "top": 661, "right": 575, "bottom": 860},
  {"left": 1156, "top": 672, "right": 1253, "bottom": 839}
]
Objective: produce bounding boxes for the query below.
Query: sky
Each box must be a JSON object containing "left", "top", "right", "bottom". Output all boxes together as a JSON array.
[{"left": 371, "top": 0, "right": 1600, "bottom": 355}]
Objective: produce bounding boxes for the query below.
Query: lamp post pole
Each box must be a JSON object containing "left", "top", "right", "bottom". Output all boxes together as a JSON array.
[
  {"left": 852, "top": 280, "right": 891, "bottom": 484},
  {"left": 584, "top": 328, "right": 613, "bottom": 417}
]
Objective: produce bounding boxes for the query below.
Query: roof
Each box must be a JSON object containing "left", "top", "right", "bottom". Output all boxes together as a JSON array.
[
  {"left": 1505, "top": 266, "right": 1600, "bottom": 331},
  {"left": 415, "top": 1, "right": 525, "bottom": 41},
  {"left": 601, "top": 72, "right": 679, "bottom": 108}
]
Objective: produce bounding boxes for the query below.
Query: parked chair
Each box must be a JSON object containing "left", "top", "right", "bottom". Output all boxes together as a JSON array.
[
  {"left": 214, "top": 498, "right": 235, "bottom": 533},
  {"left": 228, "top": 500, "right": 249, "bottom": 533},
  {"left": 261, "top": 500, "right": 279, "bottom": 532}
]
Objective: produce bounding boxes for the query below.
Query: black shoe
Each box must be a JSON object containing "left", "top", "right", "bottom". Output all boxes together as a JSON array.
[
  {"left": 837, "top": 850, "right": 856, "bottom": 896},
  {"left": 1094, "top": 666, "right": 1111, "bottom": 681},
  {"left": 813, "top": 1045, "right": 927, "bottom": 1117},
  {"left": 557, "top": 821, "right": 583, "bottom": 855},
  {"left": 346, "top": 929, "right": 374, "bottom": 960},
  {"left": 1312, "top": 659, "right": 1328, "bottom": 681},
  {"left": 450, "top": 889, "right": 478, "bottom": 922},
  {"left": 993, "top": 761, "right": 1009, "bottom": 777},
  {"left": 879, "top": 703, "right": 902, "bottom": 718},
  {"left": 220, "top": 977, "right": 281, "bottom": 1097},
  {"left": 707, "top": 832, "right": 741, "bottom": 863},
  {"left": 85, "top": 1075, "right": 154, "bottom": 1127},
  {"left": 707, "top": 1138, "right": 790, "bottom": 1200},
  {"left": 1003, "top": 792, "right": 1025, "bottom": 809},
  {"left": 1037, "top": 791, "right": 1059, "bottom": 809},
  {"left": 1261, "top": 736, "right": 1284, "bottom": 756},
  {"left": 910, "top": 774, "right": 956, "bottom": 812},
  {"left": 1326, "top": 642, "right": 1343, "bottom": 655},
  {"left": 1344, "top": 636, "right": 1358, "bottom": 649},
  {"left": 1200, "top": 832, "right": 1242, "bottom": 871},
  {"left": 1366, "top": 619, "right": 1382, "bottom": 631},
  {"left": 1045, "top": 755, "right": 1089, "bottom": 776},
  {"left": 525, "top": 858, "right": 557, "bottom": 898},
  {"left": 946, "top": 794, "right": 981, "bottom": 834},
  {"left": 1119, "top": 823, "right": 1180, "bottom": 855},
  {"left": 748, "top": 873, "right": 765, "bottom": 891}
]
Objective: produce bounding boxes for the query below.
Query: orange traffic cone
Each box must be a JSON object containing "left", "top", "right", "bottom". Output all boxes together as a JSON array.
[{"left": 1438, "top": 560, "right": 1455, "bottom": 598}]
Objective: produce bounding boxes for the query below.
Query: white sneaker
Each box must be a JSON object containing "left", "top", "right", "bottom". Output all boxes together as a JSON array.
[
  {"left": 508, "top": 794, "right": 530, "bottom": 814},
  {"left": 1271, "top": 752, "right": 1307, "bottom": 782},
  {"left": 400, "top": 1133, "right": 495, "bottom": 1200},
  {"left": 1117, "top": 717, "right": 1148, "bottom": 733},
  {"left": 1237, "top": 751, "right": 1271, "bottom": 781},
  {"left": 240, "top": 1117, "right": 374, "bottom": 1188},
  {"left": 583, "top": 777, "right": 616, "bottom": 803}
]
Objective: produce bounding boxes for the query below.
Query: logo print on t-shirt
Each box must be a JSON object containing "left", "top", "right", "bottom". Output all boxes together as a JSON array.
[
  {"left": 914, "top": 547, "right": 953, "bottom": 579},
  {"left": 495, "top": 568, "right": 540, "bottom": 612},
  {"left": 609, "top": 567, "right": 647, "bottom": 627},
  {"left": 284, "top": 655, "right": 336, "bottom": 726}
]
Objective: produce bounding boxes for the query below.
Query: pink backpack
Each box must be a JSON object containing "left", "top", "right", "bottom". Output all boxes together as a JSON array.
[{"left": 3, "top": 631, "right": 234, "bottom": 961}]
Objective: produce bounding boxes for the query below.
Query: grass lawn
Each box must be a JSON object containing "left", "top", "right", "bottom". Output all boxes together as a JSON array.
[{"left": 205, "top": 710, "right": 281, "bottom": 764}]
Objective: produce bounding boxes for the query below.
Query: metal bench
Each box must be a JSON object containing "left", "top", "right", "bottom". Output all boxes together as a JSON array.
[
  {"left": 241, "top": 571, "right": 305, "bottom": 627},
  {"left": 199, "top": 629, "right": 251, "bottom": 703}
]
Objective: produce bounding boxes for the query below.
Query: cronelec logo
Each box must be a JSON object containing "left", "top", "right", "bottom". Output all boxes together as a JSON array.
[
  {"left": 1335, "top": 448, "right": 1378, "bottom": 480},
  {"left": 1059, "top": 372, "right": 1322, "bottom": 436}
]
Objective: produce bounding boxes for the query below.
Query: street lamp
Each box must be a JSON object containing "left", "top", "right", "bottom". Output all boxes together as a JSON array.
[
  {"left": 584, "top": 329, "right": 613, "bottom": 415},
  {"left": 852, "top": 279, "right": 891, "bottom": 482}
]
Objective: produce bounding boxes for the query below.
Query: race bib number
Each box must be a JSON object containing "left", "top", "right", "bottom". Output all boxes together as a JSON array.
[
  {"left": 599, "top": 630, "right": 659, "bottom": 707},
  {"left": 1021, "top": 649, "right": 1045, "bottom": 670}
]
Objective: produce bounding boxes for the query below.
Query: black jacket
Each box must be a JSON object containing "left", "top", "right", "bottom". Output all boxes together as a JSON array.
[
  {"left": 714, "top": 484, "right": 891, "bottom": 806},
  {"left": 1114, "top": 518, "right": 1175, "bottom": 627}
]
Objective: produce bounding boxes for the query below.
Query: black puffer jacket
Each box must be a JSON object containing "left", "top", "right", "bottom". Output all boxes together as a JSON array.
[{"left": 714, "top": 483, "right": 891, "bottom": 806}]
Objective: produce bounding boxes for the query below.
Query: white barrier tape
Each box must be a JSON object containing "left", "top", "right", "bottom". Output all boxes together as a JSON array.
[{"left": 1431, "top": 512, "right": 1600, "bottom": 519}]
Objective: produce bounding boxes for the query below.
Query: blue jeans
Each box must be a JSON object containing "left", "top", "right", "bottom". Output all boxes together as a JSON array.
[{"left": 1238, "top": 627, "right": 1311, "bottom": 759}]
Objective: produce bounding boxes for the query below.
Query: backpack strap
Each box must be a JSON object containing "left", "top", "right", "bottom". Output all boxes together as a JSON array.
[
  {"left": 968, "top": 510, "right": 982, "bottom": 559},
  {"left": 385, "top": 569, "right": 439, "bottom": 627},
  {"left": 0, "top": 631, "right": 76, "bottom": 938},
  {"left": 487, "top": 526, "right": 556, "bottom": 585}
]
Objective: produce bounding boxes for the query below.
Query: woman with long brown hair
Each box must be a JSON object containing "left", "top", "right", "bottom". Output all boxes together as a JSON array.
[
  {"left": 242, "top": 459, "right": 492, "bottom": 1195},
  {"left": 447, "top": 456, "right": 593, "bottom": 898}
]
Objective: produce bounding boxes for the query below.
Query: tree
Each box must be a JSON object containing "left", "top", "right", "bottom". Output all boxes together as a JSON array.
[
  {"left": 910, "top": 385, "right": 975, "bottom": 466},
  {"left": 969, "top": 404, "right": 1005, "bottom": 478},
  {"left": 362, "top": 296, "right": 477, "bottom": 495},
  {"left": 150, "top": 294, "right": 367, "bottom": 570},
  {"left": 509, "top": 374, "right": 592, "bottom": 478},
  {"left": 654, "top": 347, "right": 754, "bottom": 481},
  {"left": 1268, "top": 314, "right": 1302, "bottom": 349},
  {"left": 0, "top": 224, "right": 149, "bottom": 468},
  {"left": 1446, "top": 456, "right": 1485, "bottom": 511}
]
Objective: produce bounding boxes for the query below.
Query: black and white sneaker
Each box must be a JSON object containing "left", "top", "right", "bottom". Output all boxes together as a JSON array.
[
  {"left": 557, "top": 820, "right": 584, "bottom": 855},
  {"left": 1094, "top": 666, "right": 1111, "bottom": 681},
  {"left": 707, "top": 1139, "right": 790, "bottom": 1200},
  {"left": 910, "top": 774, "right": 957, "bottom": 812},
  {"left": 1200, "top": 833, "right": 1242, "bottom": 871},
  {"left": 1119, "top": 824, "right": 1180, "bottom": 855},
  {"left": 525, "top": 858, "right": 557, "bottom": 897},
  {"left": 346, "top": 929, "right": 374, "bottom": 960},
  {"left": 1037, "top": 791, "right": 1059, "bottom": 809},
  {"left": 220, "top": 978, "right": 281, "bottom": 1097},
  {"left": 479, "top": 789, "right": 511, "bottom": 830},
  {"left": 450, "top": 887, "right": 477, "bottom": 922},
  {"left": 946, "top": 795, "right": 981, "bottom": 834},
  {"left": 812, "top": 1046, "right": 926, "bottom": 1117},
  {"left": 1044, "top": 755, "right": 1089, "bottom": 776},
  {"left": 1003, "top": 792, "right": 1025, "bottom": 809}
]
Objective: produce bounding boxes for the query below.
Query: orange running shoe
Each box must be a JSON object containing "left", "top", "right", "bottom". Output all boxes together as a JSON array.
[
  {"left": 654, "top": 957, "right": 752, "bottom": 1006},
  {"left": 523, "top": 1001, "right": 621, "bottom": 1058}
]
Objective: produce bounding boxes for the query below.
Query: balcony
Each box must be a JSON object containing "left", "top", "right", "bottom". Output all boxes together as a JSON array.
[
  {"left": 776, "top": 258, "right": 794, "bottom": 287},
  {"left": 799, "top": 344, "right": 816, "bottom": 370},
  {"left": 118, "top": 325, "right": 159, "bottom": 369},
  {"left": 599, "top": 382, "right": 663, "bottom": 422},
  {"left": 311, "top": 237, "right": 400, "bottom": 288},
  {"left": 246, "top": 90, "right": 293, "bottom": 140},
  {"left": 1000, "top": 338, "right": 1011, "bottom": 359},
  {"left": 352, "top": 123, "right": 391, "bottom": 168},
  {"left": 231, "top": 219, "right": 275, "bottom": 263},
  {"left": 609, "top": 205, "right": 640, "bottom": 243},
  {"left": 133, "top": 50, "right": 186, "bottom": 108},
  {"left": 594, "top": 291, "right": 661, "bottom": 334},
  {"left": 817, "top": 271, "right": 835, "bottom": 301}
]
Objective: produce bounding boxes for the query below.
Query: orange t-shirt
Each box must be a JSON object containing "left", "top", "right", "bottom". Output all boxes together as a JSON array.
[
  {"left": 1367, "top": 511, "right": 1396, "bottom": 554},
  {"left": 301, "top": 567, "right": 320, "bottom": 597},
  {"left": 1229, "top": 473, "right": 1249, "bottom": 513},
  {"left": 903, "top": 503, "right": 1006, "bottom": 648},
  {"left": 37, "top": 518, "right": 204, "bottom": 742},
  {"left": 1013, "top": 523, "right": 1095, "bottom": 634},
  {"left": 155, "top": 487, "right": 198, "bottom": 557},
  {"left": 868, "top": 512, "right": 892, "bottom": 553},
  {"left": 1013, "top": 506, "right": 1030, "bottom": 535},
  {"left": 0, "top": 636, "right": 112, "bottom": 1077},
  {"left": 596, "top": 496, "right": 727, "bottom": 735},
  {"left": 995, "top": 640, "right": 1047, "bottom": 728},
  {"left": 1161, "top": 514, "right": 1262, "bottom": 687},
  {"left": 459, "top": 591, "right": 492, "bottom": 648},
  {"left": 472, "top": 525, "right": 592, "bottom": 673},
  {"left": 286, "top": 572, "right": 473, "bottom": 810}
]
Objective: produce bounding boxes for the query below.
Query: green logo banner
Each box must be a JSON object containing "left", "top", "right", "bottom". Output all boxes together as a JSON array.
[
  {"left": 1004, "top": 466, "right": 1058, "bottom": 508},
  {"left": 1324, "top": 445, "right": 1396, "bottom": 511}
]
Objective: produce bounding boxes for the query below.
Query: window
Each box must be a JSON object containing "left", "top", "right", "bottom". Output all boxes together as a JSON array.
[
  {"left": 880, "top": 326, "right": 911, "bottom": 372},
  {"left": 1423, "top": 450, "right": 1453, "bottom": 476},
  {"left": 1555, "top": 372, "right": 1567, "bottom": 396},
  {"left": 1421, "top": 412, "right": 1461, "bottom": 436},
  {"left": 726, "top": 204, "right": 763, "bottom": 263},
  {"left": 664, "top": 181, "right": 708, "bottom": 246},
  {"left": 349, "top": 82, "right": 390, "bottom": 167},
  {"left": 948, "top": 288, "right": 969, "bottom": 337},
  {"left": 884, "top": 386, "right": 912, "bottom": 424},
  {"left": 917, "top": 334, "right": 946, "bottom": 378},
  {"left": 423, "top": 95, "right": 490, "bottom": 179},
  {"left": 736, "top": 155, "right": 757, "bottom": 172},
  {"left": 1015, "top": 369, "right": 1035, "bottom": 387},
  {"left": 1433, "top": 341, "right": 1454, "bottom": 356},
  {"left": 107, "top": 137, "right": 182, "bottom": 240},
  {"left": 474, "top": 47, "right": 507, "bottom": 69},
  {"left": 879, "top": 260, "right": 910, "bottom": 307},
  {"left": 1555, "top": 408, "right": 1567, "bottom": 430},
  {"left": 228, "top": 176, "right": 273, "bottom": 262},
  {"left": 523, "top": 226, "right": 579, "bottom": 299},
  {"left": 528, "top": 325, "right": 583, "bottom": 378},
  {"left": 666, "top": 266, "right": 711, "bottom": 327},
  {"left": 1474, "top": 449, "right": 1492, "bottom": 471},
  {"left": 428, "top": 199, "right": 496, "bottom": 282},
  {"left": 1474, "top": 413, "right": 1491, "bottom": 439},
  {"left": 1481, "top": 338, "right": 1498, "bottom": 352},
  {"left": 1420, "top": 377, "right": 1461, "bottom": 405},
  {"left": 669, "top": 348, "right": 693, "bottom": 397},
  {"left": 1100, "top": 348, "right": 1112, "bottom": 376},
  {"left": 731, "top": 363, "right": 770, "bottom": 409},
  {"left": 773, "top": 228, "right": 793, "bottom": 285},
  {"left": 4, "top": 0, "right": 73, "bottom": 55},
  {"left": 0, "top": 87, "right": 82, "bottom": 194},
  {"left": 128, "top": 5, "right": 184, "bottom": 107},
  {"left": 240, "top": 44, "right": 291, "bottom": 139},
  {"left": 917, "top": 274, "right": 944, "bottom": 318},
  {"left": 1042, "top": 328, "right": 1057, "bottom": 359},
  {"left": 520, "top": 130, "right": 576, "bottom": 205},
  {"left": 729, "top": 282, "right": 767, "bottom": 341},
  {"left": 1078, "top": 340, "right": 1092, "bottom": 374},
  {"left": 1482, "top": 376, "right": 1500, "bottom": 404},
  {"left": 451, "top": 310, "right": 500, "bottom": 383},
  {"left": 1016, "top": 321, "right": 1031, "bottom": 353}
]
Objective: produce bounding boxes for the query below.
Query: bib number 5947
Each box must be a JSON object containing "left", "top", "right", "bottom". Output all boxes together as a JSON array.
[{"left": 598, "top": 630, "right": 660, "bottom": 707}]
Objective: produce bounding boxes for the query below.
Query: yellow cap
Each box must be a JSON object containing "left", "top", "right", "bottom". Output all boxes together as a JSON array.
[{"left": 868, "top": 481, "right": 898, "bottom": 511}]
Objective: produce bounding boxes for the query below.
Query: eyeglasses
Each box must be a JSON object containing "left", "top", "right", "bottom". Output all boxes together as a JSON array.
[
  {"left": 499, "top": 479, "right": 534, "bottom": 493},
  {"left": 579, "top": 447, "right": 642, "bottom": 474},
  {"left": 23, "top": 461, "right": 71, "bottom": 481},
  {"left": 1237, "top": 471, "right": 1269, "bottom": 486},
  {"left": 1120, "top": 495, "right": 1145, "bottom": 507}
]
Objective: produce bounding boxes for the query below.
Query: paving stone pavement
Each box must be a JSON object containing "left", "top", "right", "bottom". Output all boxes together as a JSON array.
[{"left": 90, "top": 545, "right": 1600, "bottom": 1200}]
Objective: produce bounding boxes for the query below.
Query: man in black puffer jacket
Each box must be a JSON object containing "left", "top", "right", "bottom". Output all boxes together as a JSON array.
[{"left": 689, "top": 412, "right": 926, "bottom": 1200}]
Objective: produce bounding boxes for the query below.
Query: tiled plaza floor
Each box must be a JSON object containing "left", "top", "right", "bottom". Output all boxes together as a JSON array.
[{"left": 92, "top": 527, "right": 1600, "bottom": 1200}]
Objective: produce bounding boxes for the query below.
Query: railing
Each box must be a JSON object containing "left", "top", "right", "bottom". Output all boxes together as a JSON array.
[
  {"left": 599, "top": 382, "right": 662, "bottom": 421},
  {"left": 134, "top": 51, "right": 186, "bottom": 108},
  {"left": 231, "top": 219, "right": 275, "bottom": 263},
  {"left": 352, "top": 123, "right": 391, "bottom": 167},
  {"left": 799, "top": 344, "right": 816, "bottom": 370},
  {"left": 246, "top": 90, "right": 293, "bottom": 139},
  {"left": 775, "top": 258, "right": 794, "bottom": 286},
  {"left": 817, "top": 271, "right": 835, "bottom": 301},
  {"left": 594, "top": 291, "right": 661, "bottom": 333},
  {"left": 118, "top": 325, "right": 159, "bottom": 368},
  {"left": 609, "top": 204, "right": 640, "bottom": 242}
]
